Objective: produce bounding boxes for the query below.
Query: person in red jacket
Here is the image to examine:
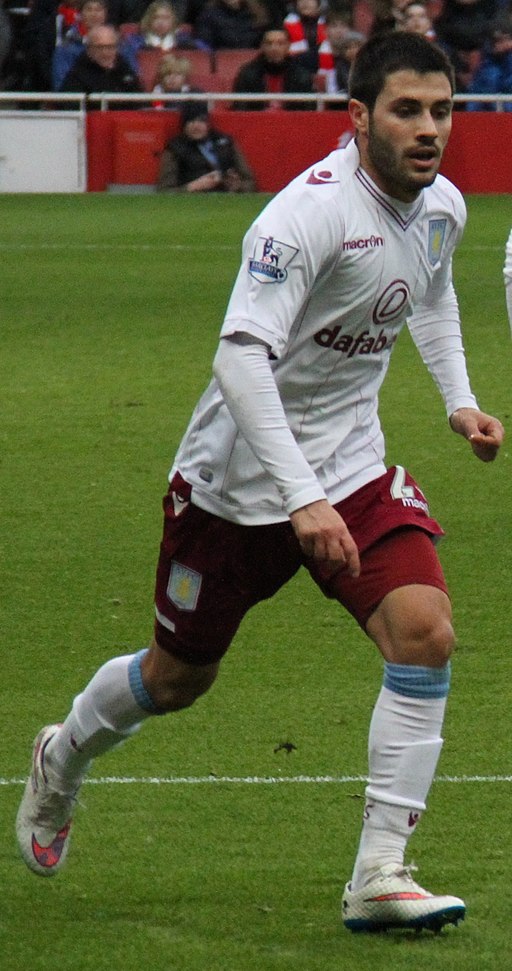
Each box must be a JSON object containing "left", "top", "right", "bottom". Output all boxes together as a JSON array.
[
  {"left": 232, "top": 27, "right": 316, "bottom": 110},
  {"left": 284, "top": 0, "right": 327, "bottom": 72}
]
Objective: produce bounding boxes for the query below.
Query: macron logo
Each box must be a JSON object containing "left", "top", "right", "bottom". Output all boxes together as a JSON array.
[
  {"left": 343, "top": 235, "right": 384, "bottom": 251},
  {"left": 402, "top": 496, "right": 429, "bottom": 514}
]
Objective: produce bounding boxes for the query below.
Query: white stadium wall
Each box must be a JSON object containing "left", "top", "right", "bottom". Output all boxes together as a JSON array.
[{"left": 0, "top": 111, "right": 87, "bottom": 192}]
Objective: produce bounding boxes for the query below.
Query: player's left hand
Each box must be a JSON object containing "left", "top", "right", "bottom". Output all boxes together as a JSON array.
[{"left": 449, "top": 407, "right": 505, "bottom": 462}]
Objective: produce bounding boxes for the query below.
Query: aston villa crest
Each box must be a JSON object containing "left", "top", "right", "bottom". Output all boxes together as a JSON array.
[
  {"left": 428, "top": 218, "right": 447, "bottom": 266},
  {"left": 167, "top": 561, "right": 202, "bottom": 611}
]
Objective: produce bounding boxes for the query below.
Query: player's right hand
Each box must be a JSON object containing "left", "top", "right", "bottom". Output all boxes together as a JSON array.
[
  {"left": 449, "top": 407, "right": 504, "bottom": 462},
  {"left": 290, "top": 499, "right": 361, "bottom": 578}
]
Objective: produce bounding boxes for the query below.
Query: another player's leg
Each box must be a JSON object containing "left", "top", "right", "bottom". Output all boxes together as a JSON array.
[
  {"left": 342, "top": 579, "right": 465, "bottom": 932},
  {"left": 16, "top": 644, "right": 218, "bottom": 876}
]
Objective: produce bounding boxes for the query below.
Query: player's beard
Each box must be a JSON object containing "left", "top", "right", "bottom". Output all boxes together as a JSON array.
[{"left": 367, "top": 117, "right": 440, "bottom": 202}]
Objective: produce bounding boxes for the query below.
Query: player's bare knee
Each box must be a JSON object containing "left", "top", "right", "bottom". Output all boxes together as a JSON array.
[
  {"left": 421, "top": 614, "right": 455, "bottom": 667},
  {"left": 156, "top": 667, "right": 217, "bottom": 711},
  {"left": 369, "top": 607, "right": 455, "bottom": 666},
  {"left": 393, "top": 611, "right": 454, "bottom": 667}
]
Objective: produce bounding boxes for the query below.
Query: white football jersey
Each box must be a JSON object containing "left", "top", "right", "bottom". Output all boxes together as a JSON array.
[
  {"left": 172, "top": 139, "right": 477, "bottom": 524},
  {"left": 505, "top": 228, "right": 512, "bottom": 335}
]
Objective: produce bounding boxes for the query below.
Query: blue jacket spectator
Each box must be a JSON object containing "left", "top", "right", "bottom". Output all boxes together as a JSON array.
[
  {"left": 60, "top": 23, "right": 143, "bottom": 105},
  {"left": 467, "top": 14, "right": 512, "bottom": 110},
  {"left": 52, "top": 0, "right": 109, "bottom": 90}
]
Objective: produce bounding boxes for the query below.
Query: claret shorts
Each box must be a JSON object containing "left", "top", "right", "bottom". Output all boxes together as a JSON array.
[{"left": 153, "top": 467, "right": 448, "bottom": 665}]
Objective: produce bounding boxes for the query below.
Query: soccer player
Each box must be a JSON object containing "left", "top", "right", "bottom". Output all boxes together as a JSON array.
[
  {"left": 505, "top": 228, "right": 512, "bottom": 333},
  {"left": 17, "top": 32, "right": 504, "bottom": 934}
]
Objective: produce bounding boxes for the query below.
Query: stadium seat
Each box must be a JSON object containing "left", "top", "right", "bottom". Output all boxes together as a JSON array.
[
  {"left": 136, "top": 48, "right": 219, "bottom": 92},
  {"left": 136, "top": 49, "right": 174, "bottom": 91},
  {"left": 177, "top": 48, "right": 216, "bottom": 74},
  {"left": 211, "top": 49, "right": 255, "bottom": 89}
]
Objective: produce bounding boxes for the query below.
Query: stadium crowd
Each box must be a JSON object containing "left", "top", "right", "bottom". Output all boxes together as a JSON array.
[{"left": 1, "top": 0, "right": 511, "bottom": 107}]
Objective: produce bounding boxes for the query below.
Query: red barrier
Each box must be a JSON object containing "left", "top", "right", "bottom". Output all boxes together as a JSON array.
[
  {"left": 439, "top": 112, "right": 512, "bottom": 193},
  {"left": 87, "top": 110, "right": 512, "bottom": 194}
]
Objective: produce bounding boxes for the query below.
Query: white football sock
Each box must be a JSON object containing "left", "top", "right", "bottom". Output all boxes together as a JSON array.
[
  {"left": 351, "top": 680, "right": 447, "bottom": 890},
  {"left": 44, "top": 652, "right": 156, "bottom": 793}
]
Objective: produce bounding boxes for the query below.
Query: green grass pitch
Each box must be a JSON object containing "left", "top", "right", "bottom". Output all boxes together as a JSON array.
[{"left": 0, "top": 192, "right": 511, "bottom": 971}]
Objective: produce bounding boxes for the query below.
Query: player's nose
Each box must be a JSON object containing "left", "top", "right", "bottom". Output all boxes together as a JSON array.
[{"left": 416, "top": 111, "right": 440, "bottom": 139}]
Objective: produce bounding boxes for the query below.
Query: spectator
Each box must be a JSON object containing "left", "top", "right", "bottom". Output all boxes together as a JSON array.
[
  {"left": 2, "top": 2, "right": 29, "bottom": 91},
  {"left": 181, "top": 0, "right": 210, "bottom": 29},
  {"left": 435, "top": 0, "right": 497, "bottom": 54},
  {"left": 369, "top": 0, "right": 412, "bottom": 35},
  {"left": 467, "top": 13, "right": 512, "bottom": 109},
  {"left": 0, "top": 2, "right": 12, "bottom": 87},
  {"left": 401, "top": 1, "right": 437, "bottom": 38},
  {"left": 232, "top": 27, "right": 316, "bottom": 108},
  {"left": 23, "top": 0, "right": 61, "bottom": 91},
  {"left": 183, "top": 0, "right": 287, "bottom": 33},
  {"left": 52, "top": 0, "right": 109, "bottom": 90},
  {"left": 56, "top": 0, "right": 81, "bottom": 44},
  {"left": 152, "top": 51, "right": 206, "bottom": 108},
  {"left": 284, "top": 0, "right": 327, "bottom": 71},
  {"left": 194, "top": 0, "right": 267, "bottom": 50},
  {"left": 157, "top": 102, "right": 256, "bottom": 190},
  {"left": 22, "top": 0, "right": 142, "bottom": 90},
  {"left": 435, "top": 0, "right": 498, "bottom": 94},
  {"left": 103, "top": 0, "right": 149, "bottom": 23},
  {"left": 257, "top": 0, "right": 291, "bottom": 29},
  {"left": 62, "top": 0, "right": 108, "bottom": 41},
  {"left": 120, "top": 0, "right": 206, "bottom": 74},
  {"left": 327, "top": 30, "right": 366, "bottom": 95},
  {"left": 317, "top": 10, "right": 362, "bottom": 92},
  {"left": 60, "top": 23, "right": 143, "bottom": 104}
]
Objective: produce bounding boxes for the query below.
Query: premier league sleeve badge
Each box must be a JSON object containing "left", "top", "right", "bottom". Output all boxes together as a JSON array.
[{"left": 248, "top": 235, "right": 299, "bottom": 284}]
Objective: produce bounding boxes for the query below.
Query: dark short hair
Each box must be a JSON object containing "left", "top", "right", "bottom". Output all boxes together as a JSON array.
[
  {"left": 180, "top": 101, "right": 209, "bottom": 125},
  {"left": 348, "top": 32, "right": 454, "bottom": 111}
]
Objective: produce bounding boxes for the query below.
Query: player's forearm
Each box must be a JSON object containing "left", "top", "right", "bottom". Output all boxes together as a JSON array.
[
  {"left": 213, "top": 335, "right": 326, "bottom": 515},
  {"left": 407, "top": 290, "right": 478, "bottom": 416}
]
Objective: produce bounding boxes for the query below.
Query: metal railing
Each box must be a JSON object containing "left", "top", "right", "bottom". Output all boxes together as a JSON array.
[{"left": 0, "top": 91, "right": 511, "bottom": 111}]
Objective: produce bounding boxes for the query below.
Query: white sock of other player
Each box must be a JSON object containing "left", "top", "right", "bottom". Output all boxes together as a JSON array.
[
  {"left": 43, "top": 650, "right": 160, "bottom": 794},
  {"left": 350, "top": 663, "right": 450, "bottom": 890}
]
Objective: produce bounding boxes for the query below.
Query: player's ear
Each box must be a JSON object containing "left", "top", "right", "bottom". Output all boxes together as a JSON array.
[{"left": 349, "top": 98, "right": 369, "bottom": 137}]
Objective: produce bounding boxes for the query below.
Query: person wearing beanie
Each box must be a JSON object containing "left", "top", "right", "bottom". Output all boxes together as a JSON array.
[{"left": 157, "top": 104, "right": 256, "bottom": 190}]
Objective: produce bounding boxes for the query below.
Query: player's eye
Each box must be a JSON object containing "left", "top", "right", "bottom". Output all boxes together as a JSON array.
[
  {"left": 394, "top": 104, "right": 419, "bottom": 117},
  {"left": 433, "top": 105, "right": 452, "bottom": 119}
]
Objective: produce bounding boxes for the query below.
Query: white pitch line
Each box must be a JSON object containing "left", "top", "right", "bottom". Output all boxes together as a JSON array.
[
  {"left": 0, "top": 243, "right": 238, "bottom": 252},
  {"left": 2, "top": 774, "right": 512, "bottom": 787}
]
